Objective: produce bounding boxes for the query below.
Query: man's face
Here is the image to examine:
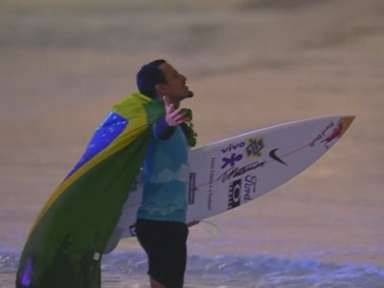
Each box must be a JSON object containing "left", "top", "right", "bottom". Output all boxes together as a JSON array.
[{"left": 158, "top": 63, "right": 193, "bottom": 101}]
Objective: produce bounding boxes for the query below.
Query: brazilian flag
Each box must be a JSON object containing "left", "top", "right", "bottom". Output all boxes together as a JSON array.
[{"left": 16, "top": 93, "right": 165, "bottom": 288}]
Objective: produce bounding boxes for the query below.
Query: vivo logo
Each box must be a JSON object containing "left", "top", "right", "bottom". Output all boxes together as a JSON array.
[{"left": 221, "top": 142, "right": 245, "bottom": 153}]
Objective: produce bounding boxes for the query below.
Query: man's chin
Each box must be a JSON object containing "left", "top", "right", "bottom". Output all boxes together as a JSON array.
[{"left": 179, "top": 91, "right": 194, "bottom": 101}]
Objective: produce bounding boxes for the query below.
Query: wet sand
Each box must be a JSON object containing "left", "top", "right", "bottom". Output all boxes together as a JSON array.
[{"left": 1, "top": 0, "right": 384, "bottom": 268}]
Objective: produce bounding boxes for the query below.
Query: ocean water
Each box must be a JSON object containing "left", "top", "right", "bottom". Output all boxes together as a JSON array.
[
  {"left": 1, "top": 0, "right": 384, "bottom": 287},
  {"left": 2, "top": 249, "right": 384, "bottom": 287}
]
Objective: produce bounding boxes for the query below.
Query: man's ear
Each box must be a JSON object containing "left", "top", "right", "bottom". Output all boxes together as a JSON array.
[{"left": 155, "top": 84, "right": 166, "bottom": 99}]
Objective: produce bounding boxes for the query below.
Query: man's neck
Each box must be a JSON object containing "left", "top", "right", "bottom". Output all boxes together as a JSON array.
[
  {"left": 159, "top": 96, "right": 180, "bottom": 109},
  {"left": 172, "top": 101, "right": 181, "bottom": 109}
]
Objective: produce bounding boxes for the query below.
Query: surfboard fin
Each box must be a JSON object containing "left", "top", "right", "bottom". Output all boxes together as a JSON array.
[{"left": 198, "top": 220, "right": 219, "bottom": 235}]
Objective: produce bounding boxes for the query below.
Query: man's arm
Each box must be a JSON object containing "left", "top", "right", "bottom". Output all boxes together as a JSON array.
[
  {"left": 155, "top": 96, "right": 188, "bottom": 140},
  {"left": 187, "top": 220, "right": 199, "bottom": 228},
  {"left": 154, "top": 116, "right": 176, "bottom": 140}
]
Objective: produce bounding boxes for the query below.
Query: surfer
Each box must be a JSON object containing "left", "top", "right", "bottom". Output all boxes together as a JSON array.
[
  {"left": 15, "top": 59, "right": 197, "bottom": 288},
  {"left": 135, "top": 59, "right": 198, "bottom": 288}
]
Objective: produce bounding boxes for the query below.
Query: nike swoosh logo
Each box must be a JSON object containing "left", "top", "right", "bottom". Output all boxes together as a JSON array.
[{"left": 269, "top": 148, "right": 288, "bottom": 166}]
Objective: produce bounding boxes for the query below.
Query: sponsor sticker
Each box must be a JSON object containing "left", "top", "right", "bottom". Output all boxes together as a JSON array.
[
  {"left": 321, "top": 120, "right": 346, "bottom": 149},
  {"left": 221, "top": 153, "right": 243, "bottom": 169},
  {"left": 217, "top": 161, "right": 266, "bottom": 183},
  {"left": 207, "top": 158, "right": 216, "bottom": 211},
  {"left": 244, "top": 175, "right": 257, "bottom": 202},
  {"left": 269, "top": 148, "right": 288, "bottom": 166},
  {"left": 221, "top": 141, "right": 245, "bottom": 154},
  {"left": 309, "top": 122, "right": 334, "bottom": 148},
  {"left": 228, "top": 179, "right": 242, "bottom": 210},
  {"left": 188, "top": 173, "right": 196, "bottom": 205},
  {"left": 245, "top": 137, "right": 265, "bottom": 157}
]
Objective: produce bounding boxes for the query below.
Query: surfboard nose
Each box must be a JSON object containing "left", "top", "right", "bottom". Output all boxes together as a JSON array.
[{"left": 340, "top": 115, "right": 356, "bottom": 136}]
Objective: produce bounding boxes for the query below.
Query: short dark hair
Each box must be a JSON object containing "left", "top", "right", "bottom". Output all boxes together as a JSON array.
[{"left": 136, "top": 59, "right": 167, "bottom": 99}]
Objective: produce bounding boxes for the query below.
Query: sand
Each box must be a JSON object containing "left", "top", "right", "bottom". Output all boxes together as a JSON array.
[{"left": 1, "top": 0, "right": 384, "bottom": 267}]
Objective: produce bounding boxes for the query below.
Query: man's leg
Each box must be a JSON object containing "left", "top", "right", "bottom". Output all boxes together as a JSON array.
[{"left": 136, "top": 219, "right": 188, "bottom": 288}]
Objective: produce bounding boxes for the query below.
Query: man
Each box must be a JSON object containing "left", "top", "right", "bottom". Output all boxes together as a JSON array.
[
  {"left": 15, "top": 58, "right": 196, "bottom": 288},
  {"left": 135, "top": 59, "right": 196, "bottom": 288}
]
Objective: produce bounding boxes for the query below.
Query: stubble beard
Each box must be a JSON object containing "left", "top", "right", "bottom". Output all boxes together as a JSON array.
[{"left": 187, "top": 90, "right": 194, "bottom": 98}]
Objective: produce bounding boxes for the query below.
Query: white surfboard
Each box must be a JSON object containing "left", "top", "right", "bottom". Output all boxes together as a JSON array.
[{"left": 105, "top": 115, "right": 355, "bottom": 254}]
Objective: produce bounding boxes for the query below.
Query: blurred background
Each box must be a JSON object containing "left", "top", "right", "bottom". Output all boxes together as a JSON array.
[{"left": 1, "top": 0, "right": 384, "bottom": 287}]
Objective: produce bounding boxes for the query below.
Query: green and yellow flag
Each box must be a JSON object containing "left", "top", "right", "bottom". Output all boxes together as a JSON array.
[{"left": 16, "top": 93, "right": 165, "bottom": 288}]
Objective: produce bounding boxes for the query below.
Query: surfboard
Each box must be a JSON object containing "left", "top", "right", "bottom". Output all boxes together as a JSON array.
[{"left": 105, "top": 115, "right": 355, "bottom": 254}]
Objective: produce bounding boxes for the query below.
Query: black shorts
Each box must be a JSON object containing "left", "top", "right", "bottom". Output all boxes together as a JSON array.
[{"left": 135, "top": 219, "right": 189, "bottom": 288}]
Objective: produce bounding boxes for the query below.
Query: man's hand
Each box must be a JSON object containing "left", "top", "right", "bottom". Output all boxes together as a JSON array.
[
  {"left": 163, "top": 96, "right": 188, "bottom": 126},
  {"left": 187, "top": 220, "right": 199, "bottom": 228}
]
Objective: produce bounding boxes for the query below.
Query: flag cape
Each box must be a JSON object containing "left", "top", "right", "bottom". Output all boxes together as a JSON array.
[{"left": 16, "top": 93, "right": 165, "bottom": 288}]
